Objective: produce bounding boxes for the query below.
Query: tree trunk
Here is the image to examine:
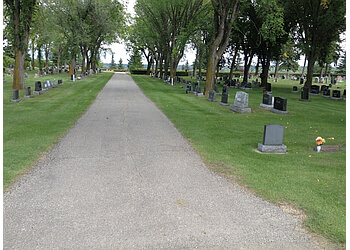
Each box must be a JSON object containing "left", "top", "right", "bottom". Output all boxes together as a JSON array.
[
  {"left": 255, "top": 57, "right": 259, "bottom": 76},
  {"left": 45, "top": 47, "right": 49, "bottom": 68},
  {"left": 205, "top": 42, "right": 218, "bottom": 94},
  {"left": 204, "top": 0, "right": 240, "bottom": 96},
  {"left": 69, "top": 56, "right": 76, "bottom": 77},
  {"left": 274, "top": 60, "right": 279, "bottom": 82},
  {"left": 243, "top": 51, "right": 253, "bottom": 83},
  {"left": 228, "top": 46, "right": 238, "bottom": 81},
  {"left": 31, "top": 42, "right": 35, "bottom": 70},
  {"left": 301, "top": 56, "right": 307, "bottom": 78},
  {"left": 320, "top": 67, "right": 323, "bottom": 78},
  {"left": 13, "top": 49, "right": 26, "bottom": 89},
  {"left": 260, "top": 57, "right": 270, "bottom": 87},
  {"left": 304, "top": 56, "right": 316, "bottom": 89},
  {"left": 325, "top": 63, "right": 329, "bottom": 76}
]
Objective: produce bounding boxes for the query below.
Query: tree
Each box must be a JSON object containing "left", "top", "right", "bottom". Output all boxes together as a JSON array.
[
  {"left": 128, "top": 49, "right": 143, "bottom": 70},
  {"left": 118, "top": 58, "right": 124, "bottom": 70},
  {"left": 284, "top": 0, "right": 346, "bottom": 89},
  {"left": 110, "top": 53, "right": 117, "bottom": 69},
  {"left": 4, "top": 0, "right": 37, "bottom": 89},
  {"left": 204, "top": 0, "right": 240, "bottom": 95}
]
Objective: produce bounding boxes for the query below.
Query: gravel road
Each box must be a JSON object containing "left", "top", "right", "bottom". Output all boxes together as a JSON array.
[{"left": 4, "top": 73, "right": 322, "bottom": 249}]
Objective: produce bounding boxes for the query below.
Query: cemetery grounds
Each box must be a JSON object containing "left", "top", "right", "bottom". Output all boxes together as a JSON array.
[
  {"left": 3, "top": 70, "right": 346, "bottom": 247},
  {"left": 131, "top": 74, "right": 346, "bottom": 246}
]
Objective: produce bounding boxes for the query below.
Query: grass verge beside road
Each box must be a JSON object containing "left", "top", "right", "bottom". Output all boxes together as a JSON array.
[
  {"left": 132, "top": 75, "right": 346, "bottom": 246},
  {"left": 3, "top": 71, "right": 114, "bottom": 189}
]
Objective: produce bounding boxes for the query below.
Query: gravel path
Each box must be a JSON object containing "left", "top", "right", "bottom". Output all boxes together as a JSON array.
[{"left": 4, "top": 73, "right": 321, "bottom": 249}]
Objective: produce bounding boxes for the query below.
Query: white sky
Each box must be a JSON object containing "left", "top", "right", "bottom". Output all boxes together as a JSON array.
[
  {"left": 101, "top": 0, "right": 196, "bottom": 65},
  {"left": 102, "top": 0, "right": 346, "bottom": 67}
]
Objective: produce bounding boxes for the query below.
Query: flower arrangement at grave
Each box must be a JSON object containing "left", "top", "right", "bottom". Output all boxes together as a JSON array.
[
  {"left": 263, "top": 89, "right": 266, "bottom": 93},
  {"left": 316, "top": 137, "right": 326, "bottom": 146}
]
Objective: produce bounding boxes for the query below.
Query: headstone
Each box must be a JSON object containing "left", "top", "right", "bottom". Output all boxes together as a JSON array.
[
  {"left": 260, "top": 93, "right": 274, "bottom": 110},
  {"left": 214, "top": 85, "right": 219, "bottom": 93},
  {"left": 300, "top": 87, "right": 309, "bottom": 101},
  {"left": 292, "top": 86, "right": 298, "bottom": 93},
  {"left": 343, "top": 89, "right": 346, "bottom": 101},
  {"left": 195, "top": 82, "right": 203, "bottom": 96},
  {"left": 320, "top": 85, "right": 327, "bottom": 93},
  {"left": 71, "top": 74, "right": 75, "bottom": 82},
  {"left": 222, "top": 85, "right": 229, "bottom": 96},
  {"left": 11, "top": 89, "right": 21, "bottom": 102},
  {"left": 207, "top": 90, "right": 217, "bottom": 102},
  {"left": 24, "top": 86, "right": 33, "bottom": 98},
  {"left": 58, "top": 79, "right": 63, "bottom": 85},
  {"left": 258, "top": 124, "right": 287, "bottom": 153},
  {"left": 42, "top": 81, "right": 49, "bottom": 91},
  {"left": 185, "top": 83, "right": 191, "bottom": 94},
  {"left": 314, "top": 77, "right": 319, "bottom": 83},
  {"left": 271, "top": 97, "right": 289, "bottom": 115},
  {"left": 322, "top": 89, "right": 330, "bottom": 98},
  {"left": 35, "top": 81, "right": 42, "bottom": 91},
  {"left": 300, "top": 78, "right": 304, "bottom": 85},
  {"left": 310, "top": 85, "right": 320, "bottom": 95},
  {"left": 331, "top": 90, "right": 341, "bottom": 100},
  {"left": 24, "top": 73, "right": 28, "bottom": 79},
  {"left": 266, "top": 82, "right": 272, "bottom": 92},
  {"left": 229, "top": 91, "right": 251, "bottom": 113},
  {"left": 219, "top": 93, "right": 229, "bottom": 106}
]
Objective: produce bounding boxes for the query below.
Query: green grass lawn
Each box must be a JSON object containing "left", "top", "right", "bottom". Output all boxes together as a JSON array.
[
  {"left": 131, "top": 74, "right": 346, "bottom": 245},
  {"left": 3, "top": 70, "right": 114, "bottom": 189}
]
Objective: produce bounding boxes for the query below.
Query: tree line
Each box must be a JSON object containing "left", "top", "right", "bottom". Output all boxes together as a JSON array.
[
  {"left": 4, "top": 0, "right": 345, "bottom": 94},
  {"left": 129, "top": 0, "right": 345, "bottom": 94},
  {"left": 4, "top": 0, "right": 126, "bottom": 90}
]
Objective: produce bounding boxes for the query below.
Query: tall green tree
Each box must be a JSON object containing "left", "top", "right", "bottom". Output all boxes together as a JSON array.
[
  {"left": 4, "top": 0, "right": 37, "bottom": 89},
  {"left": 204, "top": 0, "right": 240, "bottom": 95},
  {"left": 284, "top": 0, "right": 346, "bottom": 89}
]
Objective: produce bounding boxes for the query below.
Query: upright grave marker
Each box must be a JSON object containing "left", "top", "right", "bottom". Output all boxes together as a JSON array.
[
  {"left": 33, "top": 81, "right": 43, "bottom": 95},
  {"left": 300, "top": 87, "right": 310, "bottom": 101},
  {"left": 271, "top": 97, "right": 289, "bottom": 114},
  {"left": 207, "top": 90, "right": 217, "bottom": 102},
  {"left": 258, "top": 124, "right": 287, "bottom": 153},
  {"left": 11, "top": 89, "right": 21, "bottom": 102},
  {"left": 259, "top": 93, "right": 273, "bottom": 110},
  {"left": 229, "top": 91, "right": 251, "bottom": 113}
]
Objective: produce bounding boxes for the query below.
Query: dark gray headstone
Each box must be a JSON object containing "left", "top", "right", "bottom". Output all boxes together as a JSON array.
[
  {"left": 219, "top": 93, "right": 229, "bottom": 106},
  {"left": 258, "top": 124, "right": 287, "bottom": 153},
  {"left": 323, "top": 89, "right": 331, "bottom": 97},
  {"left": 332, "top": 90, "right": 341, "bottom": 99},
  {"left": 266, "top": 82, "right": 272, "bottom": 92},
  {"left": 11, "top": 89, "right": 21, "bottom": 102},
  {"left": 35, "top": 81, "right": 42, "bottom": 91},
  {"left": 25, "top": 87, "right": 31, "bottom": 96},
  {"left": 300, "top": 87, "right": 309, "bottom": 101},
  {"left": 274, "top": 97, "right": 287, "bottom": 111},
  {"left": 263, "top": 124, "right": 284, "bottom": 145},
  {"left": 222, "top": 85, "right": 229, "bottom": 95},
  {"left": 263, "top": 93, "right": 273, "bottom": 105},
  {"left": 310, "top": 85, "right": 320, "bottom": 95},
  {"left": 299, "top": 78, "right": 304, "bottom": 85},
  {"left": 292, "top": 86, "right": 298, "bottom": 92},
  {"left": 58, "top": 79, "right": 63, "bottom": 85},
  {"left": 207, "top": 90, "right": 217, "bottom": 102}
]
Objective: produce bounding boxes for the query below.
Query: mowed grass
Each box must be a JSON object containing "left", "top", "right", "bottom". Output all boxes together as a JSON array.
[
  {"left": 131, "top": 74, "right": 346, "bottom": 245},
  {"left": 3, "top": 70, "right": 114, "bottom": 189}
]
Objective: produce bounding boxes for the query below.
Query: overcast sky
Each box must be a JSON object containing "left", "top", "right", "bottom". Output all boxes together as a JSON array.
[{"left": 102, "top": 0, "right": 346, "bottom": 67}]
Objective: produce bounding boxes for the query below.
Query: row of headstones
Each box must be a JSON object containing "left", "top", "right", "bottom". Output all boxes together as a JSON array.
[
  {"left": 11, "top": 79, "right": 63, "bottom": 103},
  {"left": 292, "top": 86, "right": 345, "bottom": 101},
  {"left": 314, "top": 76, "right": 339, "bottom": 84}
]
